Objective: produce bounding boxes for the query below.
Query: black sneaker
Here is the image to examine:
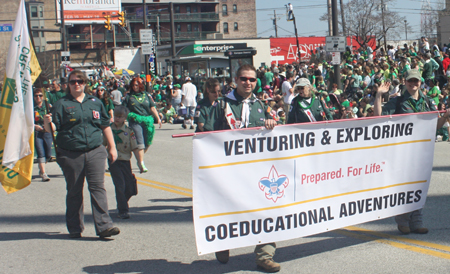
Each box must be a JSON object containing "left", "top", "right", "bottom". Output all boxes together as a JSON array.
[
  {"left": 69, "top": 232, "right": 82, "bottom": 239},
  {"left": 215, "top": 250, "right": 229, "bottom": 264},
  {"left": 98, "top": 227, "right": 120, "bottom": 238},
  {"left": 118, "top": 213, "right": 130, "bottom": 219}
]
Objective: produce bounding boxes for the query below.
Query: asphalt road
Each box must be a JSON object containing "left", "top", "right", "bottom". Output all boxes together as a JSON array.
[{"left": 1, "top": 123, "right": 450, "bottom": 273}]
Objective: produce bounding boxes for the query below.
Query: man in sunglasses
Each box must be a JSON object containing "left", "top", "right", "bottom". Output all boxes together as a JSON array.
[
  {"left": 201, "top": 64, "right": 278, "bottom": 272},
  {"left": 374, "top": 69, "right": 450, "bottom": 235}
]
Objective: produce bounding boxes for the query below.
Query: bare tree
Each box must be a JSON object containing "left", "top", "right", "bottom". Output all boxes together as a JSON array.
[
  {"left": 421, "top": 0, "right": 444, "bottom": 38},
  {"left": 320, "top": 0, "right": 408, "bottom": 47}
]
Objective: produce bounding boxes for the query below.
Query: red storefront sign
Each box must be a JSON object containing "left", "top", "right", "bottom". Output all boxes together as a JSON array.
[{"left": 270, "top": 37, "right": 375, "bottom": 64}]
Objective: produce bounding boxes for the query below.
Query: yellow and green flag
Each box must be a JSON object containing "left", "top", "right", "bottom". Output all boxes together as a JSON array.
[{"left": 0, "top": 0, "right": 42, "bottom": 194}]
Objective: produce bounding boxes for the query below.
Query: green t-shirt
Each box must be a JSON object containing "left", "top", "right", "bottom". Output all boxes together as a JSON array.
[
  {"left": 264, "top": 71, "right": 274, "bottom": 86},
  {"left": 34, "top": 103, "right": 47, "bottom": 127},
  {"left": 341, "top": 100, "right": 350, "bottom": 108},
  {"left": 427, "top": 86, "right": 441, "bottom": 106},
  {"left": 122, "top": 92, "right": 156, "bottom": 117}
]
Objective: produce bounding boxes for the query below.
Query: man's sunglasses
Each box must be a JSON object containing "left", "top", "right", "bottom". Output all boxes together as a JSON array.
[
  {"left": 69, "top": 80, "right": 85, "bottom": 85},
  {"left": 239, "top": 77, "right": 257, "bottom": 82},
  {"left": 34, "top": 94, "right": 43, "bottom": 98}
]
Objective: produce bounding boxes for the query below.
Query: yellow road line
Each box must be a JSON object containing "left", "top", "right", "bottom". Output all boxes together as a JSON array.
[
  {"left": 199, "top": 139, "right": 431, "bottom": 169},
  {"left": 199, "top": 180, "right": 426, "bottom": 219},
  {"left": 137, "top": 177, "right": 192, "bottom": 193},
  {"left": 105, "top": 174, "right": 192, "bottom": 197},
  {"left": 336, "top": 228, "right": 450, "bottom": 260},
  {"left": 346, "top": 226, "right": 450, "bottom": 253},
  {"left": 137, "top": 181, "right": 192, "bottom": 197}
]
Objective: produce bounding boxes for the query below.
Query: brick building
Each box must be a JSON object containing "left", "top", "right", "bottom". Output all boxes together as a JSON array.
[
  {"left": 43, "top": 0, "right": 257, "bottom": 50},
  {"left": 218, "top": 0, "right": 257, "bottom": 39}
]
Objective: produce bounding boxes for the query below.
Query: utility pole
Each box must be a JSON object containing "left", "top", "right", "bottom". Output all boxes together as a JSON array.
[
  {"left": 381, "top": 0, "right": 387, "bottom": 50},
  {"left": 143, "top": 0, "right": 150, "bottom": 91},
  {"left": 292, "top": 14, "right": 301, "bottom": 63},
  {"left": 404, "top": 20, "right": 408, "bottom": 40},
  {"left": 60, "top": 0, "right": 66, "bottom": 51},
  {"left": 339, "top": 0, "right": 346, "bottom": 37},
  {"left": 273, "top": 10, "right": 278, "bottom": 37},
  {"left": 327, "top": 0, "right": 333, "bottom": 36},
  {"left": 157, "top": 14, "right": 161, "bottom": 44},
  {"left": 170, "top": 2, "right": 176, "bottom": 75},
  {"left": 332, "top": 0, "right": 341, "bottom": 89}
]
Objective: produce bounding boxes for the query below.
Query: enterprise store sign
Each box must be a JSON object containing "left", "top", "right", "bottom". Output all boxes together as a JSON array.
[{"left": 193, "top": 43, "right": 247, "bottom": 53}]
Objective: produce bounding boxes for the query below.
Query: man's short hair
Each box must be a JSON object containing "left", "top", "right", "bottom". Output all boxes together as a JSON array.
[
  {"left": 114, "top": 105, "right": 129, "bottom": 117},
  {"left": 236, "top": 64, "right": 256, "bottom": 77},
  {"left": 285, "top": 72, "right": 294, "bottom": 79}
]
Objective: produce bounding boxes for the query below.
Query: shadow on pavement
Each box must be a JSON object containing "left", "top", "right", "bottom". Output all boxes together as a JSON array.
[
  {"left": 148, "top": 197, "right": 192, "bottom": 203},
  {"left": 82, "top": 235, "right": 366, "bottom": 274},
  {"left": 432, "top": 166, "right": 450, "bottom": 172},
  {"left": 0, "top": 231, "right": 99, "bottom": 241}
]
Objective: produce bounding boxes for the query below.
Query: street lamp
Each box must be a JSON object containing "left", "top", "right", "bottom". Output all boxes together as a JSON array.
[{"left": 404, "top": 20, "right": 407, "bottom": 40}]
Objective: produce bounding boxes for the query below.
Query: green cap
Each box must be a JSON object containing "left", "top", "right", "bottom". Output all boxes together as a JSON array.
[{"left": 405, "top": 69, "right": 421, "bottom": 81}]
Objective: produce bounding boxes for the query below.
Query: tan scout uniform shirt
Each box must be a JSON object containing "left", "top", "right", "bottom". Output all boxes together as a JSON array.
[{"left": 104, "top": 123, "right": 138, "bottom": 161}]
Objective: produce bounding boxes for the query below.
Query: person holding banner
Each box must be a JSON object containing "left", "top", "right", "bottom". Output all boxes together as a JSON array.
[
  {"left": 195, "top": 78, "right": 221, "bottom": 132},
  {"left": 43, "top": 70, "right": 120, "bottom": 239},
  {"left": 374, "top": 69, "right": 450, "bottom": 235},
  {"left": 287, "top": 78, "right": 333, "bottom": 124},
  {"left": 199, "top": 65, "right": 279, "bottom": 272}
]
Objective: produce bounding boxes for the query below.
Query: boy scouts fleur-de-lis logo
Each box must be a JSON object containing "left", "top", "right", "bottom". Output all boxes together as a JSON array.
[{"left": 258, "top": 165, "right": 289, "bottom": 203}]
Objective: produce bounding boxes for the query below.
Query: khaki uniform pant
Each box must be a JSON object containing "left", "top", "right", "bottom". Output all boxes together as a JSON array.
[
  {"left": 395, "top": 209, "right": 424, "bottom": 231},
  {"left": 254, "top": 242, "right": 276, "bottom": 262}
]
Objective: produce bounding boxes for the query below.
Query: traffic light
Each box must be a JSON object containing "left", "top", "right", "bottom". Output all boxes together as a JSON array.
[
  {"left": 118, "top": 11, "right": 126, "bottom": 27},
  {"left": 104, "top": 15, "right": 111, "bottom": 31}
]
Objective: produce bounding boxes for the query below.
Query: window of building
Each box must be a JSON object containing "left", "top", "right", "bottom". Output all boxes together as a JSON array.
[
  {"left": 176, "top": 24, "right": 181, "bottom": 33},
  {"left": 30, "top": 6, "right": 38, "bottom": 18},
  {"left": 32, "top": 26, "right": 38, "bottom": 37},
  {"left": 41, "top": 46, "right": 45, "bottom": 52},
  {"left": 223, "top": 22, "right": 228, "bottom": 33},
  {"left": 233, "top": 4, "right": 237, "bottom": 13},
  {"left": 174, "top": 6, "right": 180, "bottom": 13},
  {"left": 234, "top": 22, "right": 238, "bottom": 31},
  {"left": 39, "top": 6, "right": 43, "bottom": 17},
  {"left": 35, "top": 46, "right": 40, "bottom": 53},
  {"left": 222, "top": 5, "right": 227, "bottom": 16},
  {"left": 186, "top": 6, "right": 191, "bottom": 14},
  {"left": 187, "top": 24, "right": 192, "bottom": 32},
  {"left": 193, "top": 24, "right": 199, "bottom": 32},
  {"left": 41, "top": 26, "right": 45, "bottom": 37},
  {"left": 193, "top": 6, "right": 198, "bottom": 13}
]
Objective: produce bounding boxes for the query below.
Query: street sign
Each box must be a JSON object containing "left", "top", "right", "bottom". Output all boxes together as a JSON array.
[
  {"left": 0, "top": 24, "right": 12, "bottom": 32},
  {"left": 139, "top": 29, "right": 153, "bottom": 43},
  {"left": 331, "top": 52, "right": 341, "bottom": 65},
  {"left": 325, "top": 36, "right": 346, "bottom": 52},
  {"left": 141, "top": 44, "right": 153, "bottom": 55},
  {"left": 61, "top": 51, "right": 71, "bottom": 65}
]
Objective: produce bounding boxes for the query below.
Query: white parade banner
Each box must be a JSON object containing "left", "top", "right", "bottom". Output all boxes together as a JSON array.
[{"left": 192, "top": 113, "right": 438, "bottom": 255}]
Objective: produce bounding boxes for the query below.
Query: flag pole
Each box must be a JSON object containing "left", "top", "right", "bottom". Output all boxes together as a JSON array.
[{"left": 43, "top": 91, "right": 58, "bottom": 155}]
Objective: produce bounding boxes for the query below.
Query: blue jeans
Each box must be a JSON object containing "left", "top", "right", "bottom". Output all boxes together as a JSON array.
[
  {"left": 129, "top": 121, "right": 147, "bottom": 150},
  {"left": 35, "top": 131, "right": 53, "bottom": 163}
]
